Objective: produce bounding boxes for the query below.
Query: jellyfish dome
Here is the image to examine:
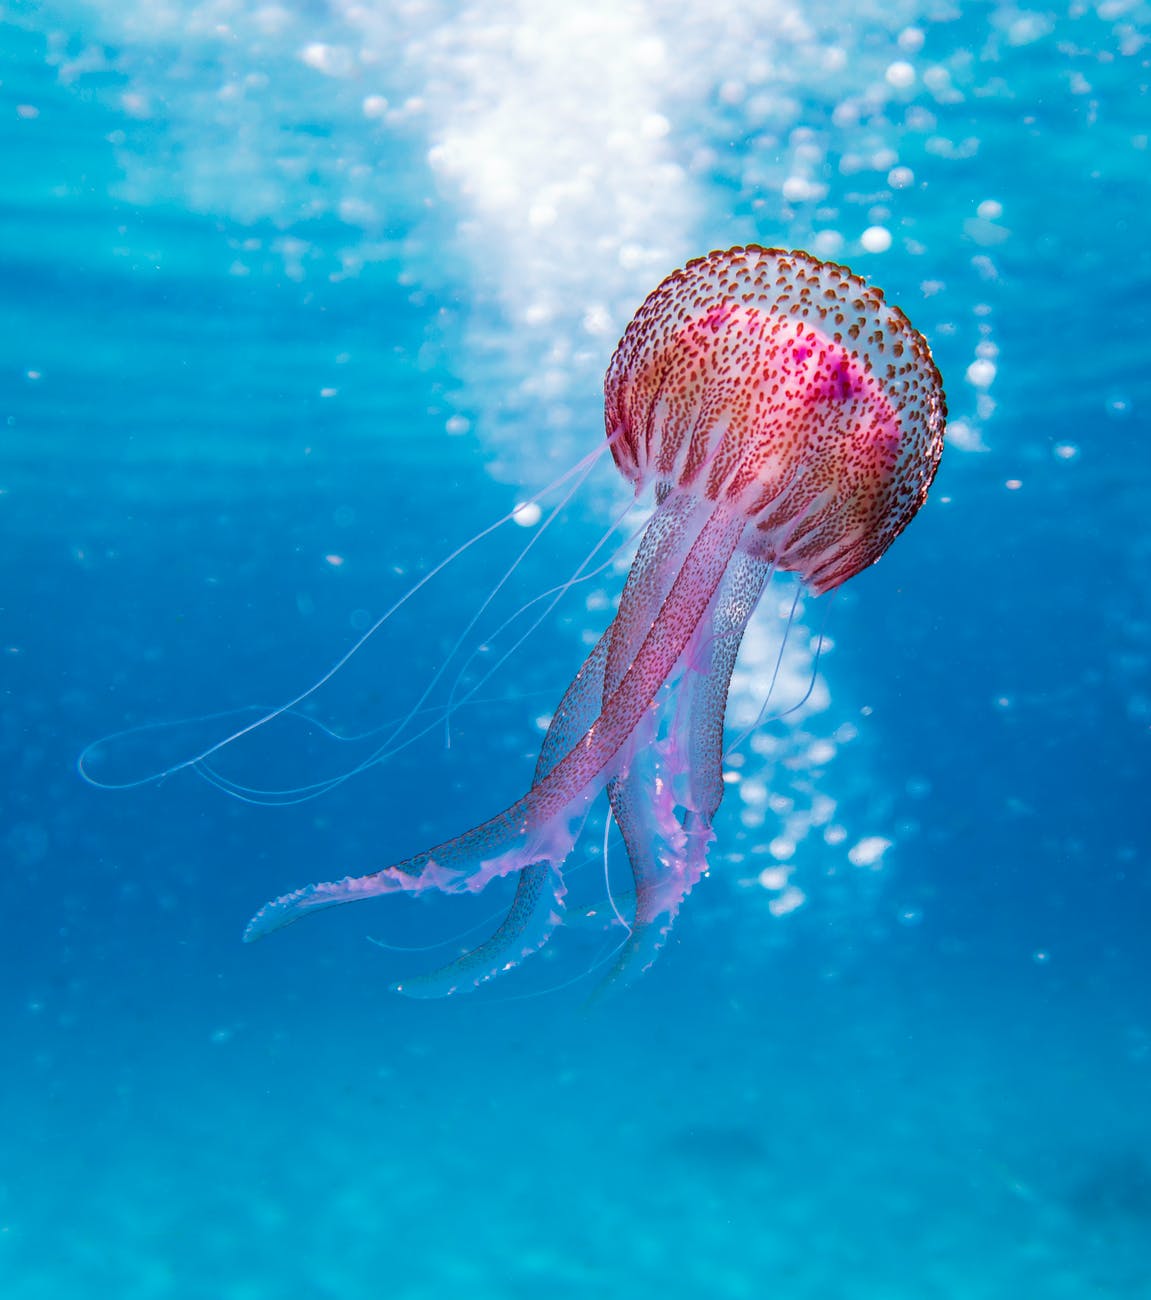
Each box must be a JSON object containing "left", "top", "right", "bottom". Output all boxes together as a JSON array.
[
  {"left": 245, "top": 245, "right": 946, "bottom": 996},
  {"left": 606, "top": 246, "right": 944, "bottom": 592}
]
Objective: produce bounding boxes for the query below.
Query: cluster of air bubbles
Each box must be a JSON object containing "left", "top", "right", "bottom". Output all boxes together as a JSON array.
[
  {"left": 48, "top": 1, "right": 1018, "bottom": 461},
  {"left": 48, "top": 3, "right": 1025, "bottom": 467},
  {"left": 942, "top": 195, "right": 1007, "bottom": 456},
  {"left": 678, "top": 11, "right": 1027, "bottom": 273},
  {"left": 718, "top": 587, "right": 895, "bottom": 921}
]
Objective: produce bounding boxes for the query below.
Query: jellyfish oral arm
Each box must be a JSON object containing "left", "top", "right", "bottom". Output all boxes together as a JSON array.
[
  {"left": 603, "top": 545, "right": 771, "bottom": 987},
  {"left": 243, "top": 499, "right": 749, "bottom": 958},
  {"left": 382, "top": 498, "right": 759, "bottom": 997},
  {"left": 389, "top": 631, "right": 613, "bottom": 997}
]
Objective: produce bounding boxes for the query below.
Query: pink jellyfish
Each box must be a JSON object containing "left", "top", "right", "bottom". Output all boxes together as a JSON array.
[{"left": 245, "top": 245, "right": 947, "bottom": 995}]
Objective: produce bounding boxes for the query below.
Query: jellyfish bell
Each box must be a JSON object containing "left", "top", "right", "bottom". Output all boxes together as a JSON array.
[
  {"left": 243, "top": 245, "right": 946, "bottom": 996},
  {"left": 606, "top": 250, "right": 942, "bottom": 593}
]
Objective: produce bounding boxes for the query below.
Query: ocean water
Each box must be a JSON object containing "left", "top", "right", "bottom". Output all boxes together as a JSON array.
[{"left": 3, "top": 1, "right": 1150, "bottom": 1296}]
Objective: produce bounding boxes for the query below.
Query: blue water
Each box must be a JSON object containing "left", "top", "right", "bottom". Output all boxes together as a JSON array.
[{"left": 3, "top": 2, "right": 1150, "bottom": 1296}]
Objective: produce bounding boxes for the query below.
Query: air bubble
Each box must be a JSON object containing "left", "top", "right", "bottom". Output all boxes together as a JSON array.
[{"left": 848, "top": 836, "right": 892, "bottom": 868}]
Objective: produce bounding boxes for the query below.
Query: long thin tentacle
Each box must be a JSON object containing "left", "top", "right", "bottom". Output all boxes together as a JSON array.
[{"left": 79, "top": 440, "right": 613, "bottom": 797}]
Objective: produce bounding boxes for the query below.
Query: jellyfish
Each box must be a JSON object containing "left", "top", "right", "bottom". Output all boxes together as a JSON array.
[{"left": 244, "top": 245, "right": 946, "bottom": 996}]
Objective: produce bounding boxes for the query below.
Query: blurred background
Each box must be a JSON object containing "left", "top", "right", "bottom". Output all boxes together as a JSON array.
[{"left": 2, "top": 1, "right": 1149, "bottom": 1296}]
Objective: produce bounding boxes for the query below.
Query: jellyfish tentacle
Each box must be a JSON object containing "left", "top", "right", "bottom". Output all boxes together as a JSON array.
[
  {"left": 95, "top": 442, "right": 615, "bottom": 802},
  {"left": 393, "top": 862, "right": 566, "bottom": 998},
  {"left": 441, "top": 497, "right": 638, "bottom": 740},
  {"left": 244, "top": 502, "right": 748, "bottom": 957},
  {"left": 399, "top": 494, "right": 718, "bottom": 994},
  {"left": 679, "top": 551, "right": 772, "bottom": 816},
  {"left": 394, "top": 629, "right": 612, "bottom": 997},
  {"left": 602, "top": 549, "right": 771, "bottom": 988}
]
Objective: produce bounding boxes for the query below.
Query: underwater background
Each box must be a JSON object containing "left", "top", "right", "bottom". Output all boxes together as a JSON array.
[{"left": 3, "top": 1, "right": 1150, "bottom": 1296}]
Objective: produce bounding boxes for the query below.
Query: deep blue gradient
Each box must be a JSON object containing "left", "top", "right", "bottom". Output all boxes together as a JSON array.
[{"left": 3, "top": 3, "right": 1150, "bottom": 1297}]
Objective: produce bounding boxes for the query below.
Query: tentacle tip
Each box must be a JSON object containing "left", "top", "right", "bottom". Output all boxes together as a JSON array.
[
  {"left": 242, "top": 905, "right": 281, "bottom": 943},
  {"left": 242, "top": 884, "right": 321, "bottom": 942},
  {"left": 391, "top": 978, "right": 439, "bottom": 1000},
  {"left": 390, "top": 974, "right": 462, "bottom": 1000}
]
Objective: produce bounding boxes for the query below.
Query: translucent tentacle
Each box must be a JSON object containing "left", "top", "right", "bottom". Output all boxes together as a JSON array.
[
  {"left": 393, "top": 861, "right": 566, "bottom": 998},
  {"left": 678, "top": 552, "right": 772, "bottom": 819},
  {"left": 89, "top": 443, "right": 613, "bottom": 801},
  {"left": 394, "top": 631, "right": 611, "bottom": 997},
  {"left": 603, "top": 549, "right": 771, "bottom": 988},
  {"left": 244, "top": 503, "right": 747, "bottom": 970}
]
